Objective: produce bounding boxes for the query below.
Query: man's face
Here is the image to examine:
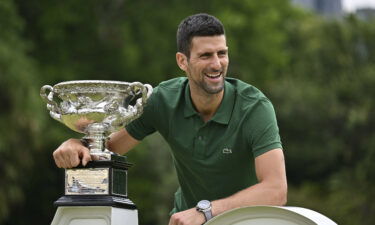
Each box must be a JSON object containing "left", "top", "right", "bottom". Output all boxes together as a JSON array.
[{"left": 181, "top": 35, "right": 229, "bottom": 95}]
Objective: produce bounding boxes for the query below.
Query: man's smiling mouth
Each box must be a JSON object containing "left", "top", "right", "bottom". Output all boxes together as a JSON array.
[{"left": 204, "top": 72, "right": 222, "bottom": 79}]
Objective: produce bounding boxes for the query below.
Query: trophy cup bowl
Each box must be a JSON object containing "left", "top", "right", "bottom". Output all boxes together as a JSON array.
[{"left": 40, "top": 80, "right": 153, "bottom": 160}]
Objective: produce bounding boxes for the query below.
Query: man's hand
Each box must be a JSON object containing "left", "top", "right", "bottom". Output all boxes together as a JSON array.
[
  {"left": 168, "top": 207, "right": 206, "bottom": 225},
  {"left": 53, "top": 138, "right": 91, "bottom": 168}
]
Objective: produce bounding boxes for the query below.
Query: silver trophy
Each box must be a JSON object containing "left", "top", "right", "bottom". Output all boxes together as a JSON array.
[
  {"left": 40, "top": 80, "right": 152, "bottom": 210},
  {"left": 40, "top": 80, "right": 153, "bottom": 160}
]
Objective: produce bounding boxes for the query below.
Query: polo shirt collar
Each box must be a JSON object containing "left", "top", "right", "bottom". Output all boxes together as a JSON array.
[{"left": 183, "top": 80, "right": 235, "bottom": 125}]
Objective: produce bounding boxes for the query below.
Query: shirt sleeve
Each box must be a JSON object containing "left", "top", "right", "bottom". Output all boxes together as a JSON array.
[
  {"left": 247, "top": 98, "right": 283, "bottom": 157},
  {"left": 125, "top": 87, "right": 158, "bottom": 140}
]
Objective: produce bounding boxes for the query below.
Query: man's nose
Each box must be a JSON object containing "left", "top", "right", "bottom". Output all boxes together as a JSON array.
[{"left": 210, "top": 54, "right": 222, "bottom": 70}]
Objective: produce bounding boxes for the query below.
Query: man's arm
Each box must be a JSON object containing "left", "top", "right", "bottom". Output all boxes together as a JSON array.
[
  {"left": 53, "top": 128, "right": 140, "bottom": 168},
  {"left": 169, "top": 148, "right": 287, "bottom": 225},
  {"left": 107, "top": 128, "right": 140, "bottom": 155},
  {"left": 211, "top": 148, "right": 287, "bottom": 215}
]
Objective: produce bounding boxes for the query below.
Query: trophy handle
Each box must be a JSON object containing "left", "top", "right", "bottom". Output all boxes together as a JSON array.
[
  {"left": 101, "top": 82, "right": 153, "bottom": 132},
  {"left": 40, "top": 85, "right": 62, "bottom": 122},
  {"left": 141, "top": 83, "right": 153, "bottom": 105},
  {"left": 131, "top": 82, "right": 153, "bottom": 112}
]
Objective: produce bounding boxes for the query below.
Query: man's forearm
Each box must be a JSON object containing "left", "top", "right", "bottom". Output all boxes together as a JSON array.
[
  {"left": 211, "top": 181, "right": 287, "bottom": 216},
  {"left": 212, "top": 148, "right": 287, "bottom": 217},
  {"left": 107, "top": 129, "right": 140, "bottom": 155},
  {"left": 169, "top": 181, "right": 286, "bottom": 225}
]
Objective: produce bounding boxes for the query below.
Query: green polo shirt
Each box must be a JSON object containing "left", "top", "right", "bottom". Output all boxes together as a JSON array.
[{"left": 126, "top": 77, "right": 282, "bottom": 213}]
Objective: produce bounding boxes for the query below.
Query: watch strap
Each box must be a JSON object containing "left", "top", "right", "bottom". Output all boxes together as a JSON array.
[{"left": 202, "top": 209, "right": 213, "bottom": 221}]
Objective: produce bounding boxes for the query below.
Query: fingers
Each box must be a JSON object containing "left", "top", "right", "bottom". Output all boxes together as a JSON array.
[
  {"left": 80, "top": 147, "right": 92, "bottom": 166},
  {"left": 53, "top": 149, "right": 64, "bottom": 168},
  {"left": 53, "top": 138, "right": 91, "bottom": 168}
]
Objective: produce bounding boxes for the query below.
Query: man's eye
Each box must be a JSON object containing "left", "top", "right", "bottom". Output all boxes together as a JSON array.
[{"left": 218, "top": 51, "right": 227, "bottom": 56}]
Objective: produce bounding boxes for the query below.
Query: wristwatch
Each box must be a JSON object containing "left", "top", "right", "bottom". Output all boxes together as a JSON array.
[{"left": 196, "top": 200, "right": 213, "bottom": 222}]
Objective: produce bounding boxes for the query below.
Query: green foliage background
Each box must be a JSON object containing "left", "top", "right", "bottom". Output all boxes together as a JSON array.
[{"left": 0, "top": 0, "right": 374, "bottom": 224}]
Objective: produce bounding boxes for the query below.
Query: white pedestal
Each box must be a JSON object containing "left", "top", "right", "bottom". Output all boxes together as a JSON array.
[
  {"left": 51, "top": 206, "right": 138, "bottom": 225},
  {"left": 205, "top": 206, "right": 337, "bottom": 225}
]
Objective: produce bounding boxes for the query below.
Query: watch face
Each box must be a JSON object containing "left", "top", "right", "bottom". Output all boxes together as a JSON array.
[{"left": 198, "top": 200, "right": 211, "bottom": 210}]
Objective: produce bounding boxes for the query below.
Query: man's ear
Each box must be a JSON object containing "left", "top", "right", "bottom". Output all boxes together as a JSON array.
[{"left": 176, "top": 52, "right": 188, "bottom": 71}]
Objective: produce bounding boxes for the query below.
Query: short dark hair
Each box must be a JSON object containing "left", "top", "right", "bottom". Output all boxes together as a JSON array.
[{"left": 177, "top": 13, "right": 225, "bottom": 57}]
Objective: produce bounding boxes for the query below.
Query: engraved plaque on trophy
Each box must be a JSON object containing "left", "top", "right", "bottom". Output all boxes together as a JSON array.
[{"left": 40, "top": 80, "right": 152, "bottom": 209}]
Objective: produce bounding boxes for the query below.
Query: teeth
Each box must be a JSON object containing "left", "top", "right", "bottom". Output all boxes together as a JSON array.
[{"left": 205, "top": 73, "right": 221, "bottom": 78}]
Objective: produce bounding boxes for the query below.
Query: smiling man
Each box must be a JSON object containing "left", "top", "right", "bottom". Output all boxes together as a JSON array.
[{"left": 53, "top": 13, "right": 287, "bottom": 225}]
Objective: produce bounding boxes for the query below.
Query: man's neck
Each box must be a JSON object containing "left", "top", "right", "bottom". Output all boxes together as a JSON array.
[{"left": 189, "top": 85, "right": 224, "bottom": 123}]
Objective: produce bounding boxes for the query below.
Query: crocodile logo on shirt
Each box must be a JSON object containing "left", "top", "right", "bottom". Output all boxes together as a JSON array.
[{"left": 222, "top": 148, "right": 232, "bottom": 154}]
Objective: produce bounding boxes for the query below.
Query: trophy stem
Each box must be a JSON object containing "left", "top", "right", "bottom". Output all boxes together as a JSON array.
[{"left": 83, "top": 123, "right": 111, "bottom": 160}]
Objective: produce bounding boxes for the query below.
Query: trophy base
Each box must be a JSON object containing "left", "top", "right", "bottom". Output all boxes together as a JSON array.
[
  {"left": 54, "top": 195, "right": 136, "bottom": 209},
  {"left": 84, "top": 153, "right": 132, "bottom": 168},
  {"left": 56, "top": 154, "right": 136, "bottom": 210}
]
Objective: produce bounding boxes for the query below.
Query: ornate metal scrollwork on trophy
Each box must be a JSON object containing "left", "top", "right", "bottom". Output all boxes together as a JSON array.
[{"left": 40, "top": 80, "right": 153, "bottom": 209}]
